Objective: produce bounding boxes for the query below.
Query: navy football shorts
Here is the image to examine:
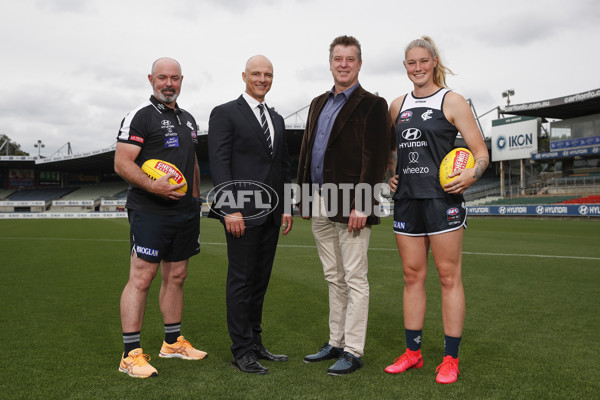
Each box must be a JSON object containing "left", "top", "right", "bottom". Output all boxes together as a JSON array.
[
  {"left": 393, "top": 197, "right": 467, "bottom": 236},
  {"left": 128, "top": 206, "right": 200, "bottom": 263}
]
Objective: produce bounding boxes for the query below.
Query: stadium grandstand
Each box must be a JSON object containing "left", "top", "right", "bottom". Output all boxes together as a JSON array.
[{"left": 1, "top": 88, "right": 599, "bottom": 218}]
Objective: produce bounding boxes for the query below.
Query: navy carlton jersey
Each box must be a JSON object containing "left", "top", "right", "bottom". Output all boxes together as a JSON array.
[
  {"left": 117, "top": 95, "right": 199, "bottom": 214},
  {"left": 392, "top": 88, "right": 459, "bottom": 200}
]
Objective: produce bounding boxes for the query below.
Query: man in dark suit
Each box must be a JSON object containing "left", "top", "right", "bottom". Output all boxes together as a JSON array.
[
  {"left": 296, "top": 36, "right": 393, "bottom": 375},
  {"left": 208, "top": 55, "right": 293, "bottom": 375}
]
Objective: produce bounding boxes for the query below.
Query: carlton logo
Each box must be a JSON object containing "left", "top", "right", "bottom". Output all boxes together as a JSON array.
[{"left": 208, "top": 180, "right": 279, "bottom": 220}]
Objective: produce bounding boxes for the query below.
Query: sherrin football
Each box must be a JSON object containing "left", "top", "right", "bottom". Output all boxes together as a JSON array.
[
  {"left": 439, "top": 148, "right": 474, "bottom": 187},
  {"left": 141, "top": 159, "right": 188, "bottom": 193}
]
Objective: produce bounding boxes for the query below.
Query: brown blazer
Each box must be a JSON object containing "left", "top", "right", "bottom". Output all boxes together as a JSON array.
[{"left": 296, "top": 84, "right": 393, "bottom": 225}]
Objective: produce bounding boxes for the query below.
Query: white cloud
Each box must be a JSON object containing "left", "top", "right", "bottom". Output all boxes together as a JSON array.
[{"left": 1, "top": 0, "right": 599, "bottom": 155}]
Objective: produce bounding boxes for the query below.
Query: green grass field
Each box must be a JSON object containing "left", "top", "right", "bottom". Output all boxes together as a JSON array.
[{"left": 1, "top": 217, "right": 599, "bottom": 399}]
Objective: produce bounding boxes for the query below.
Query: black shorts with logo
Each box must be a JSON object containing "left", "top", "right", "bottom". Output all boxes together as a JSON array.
[
  {"left": 393, "top": 197, "right": 467, "bottom": 236},
  {"left": 128, "top": 204, "right": 200, "bottom": 263}
]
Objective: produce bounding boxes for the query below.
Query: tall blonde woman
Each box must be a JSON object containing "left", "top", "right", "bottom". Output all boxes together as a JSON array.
[{"left": 385, "top": 36, "right": 489, "bottom": 384}]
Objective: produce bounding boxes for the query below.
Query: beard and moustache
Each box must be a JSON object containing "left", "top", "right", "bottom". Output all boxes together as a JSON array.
[{"left": 154, "top": 86, "right": 179, "bottom": 104}]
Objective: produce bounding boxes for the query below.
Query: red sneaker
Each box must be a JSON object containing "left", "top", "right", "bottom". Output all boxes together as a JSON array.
[
  {"left": 435, "top": 355, "right": 460, "bottom": 384},
  {"left": 384, "top": 349, "right": 423, "bottom": 374}
]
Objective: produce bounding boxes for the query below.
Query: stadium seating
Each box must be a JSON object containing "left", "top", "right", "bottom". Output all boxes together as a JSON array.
[
  {"left": 559, "top": 195, "right": 600, "bottom": 204},
  {"left": 8, "top": 187, "right": 76, "bottom": 201},
  {"left": 59, "top": 182, "right": 128, "bottom": 201}
]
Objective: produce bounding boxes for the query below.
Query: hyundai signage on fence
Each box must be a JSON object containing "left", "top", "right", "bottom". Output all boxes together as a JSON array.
[
  {"left": 467, "top": 205, "right": 600, "bottom": 216},
  {"left": 491, "top": 116, "right": 539, "bottom": 161}
]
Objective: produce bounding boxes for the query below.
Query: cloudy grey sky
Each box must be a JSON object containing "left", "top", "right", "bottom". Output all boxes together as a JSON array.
[{"left": 2, "top": 0, "right": 599, "bottom": 157}]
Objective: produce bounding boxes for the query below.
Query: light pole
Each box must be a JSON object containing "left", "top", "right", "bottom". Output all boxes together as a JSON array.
[
  {"left": 502, "top": 89, "right": 515, "bottom": 107},
  {"left": 34, "top": 139, "right": 45, "bottom": 157}
]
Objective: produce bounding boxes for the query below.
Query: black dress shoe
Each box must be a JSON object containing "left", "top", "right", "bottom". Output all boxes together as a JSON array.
[
  {"left": 327, "top": 351, "right": 363, "bottom": 376},
  {"left": 231, "top": 351, "right": 269, "bottom": 374},
  {"left": 304, "top": 343, "right": 343, "bottom": 363},
  {"left": 253, "top": 344, "right": 289, "bottom": 362}
]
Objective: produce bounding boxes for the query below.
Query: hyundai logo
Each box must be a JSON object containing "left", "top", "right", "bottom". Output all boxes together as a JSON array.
[
  {"left": 161, "top": 120, "right": 172, "bottom": 126},
  {"left": 402, "top": 128, "right": 422, "bottom": 141}
]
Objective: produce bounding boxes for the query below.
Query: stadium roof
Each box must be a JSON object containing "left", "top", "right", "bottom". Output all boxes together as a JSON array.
[
  {"left": 34, "top": 145, "right": 117, "bottom": 172},
  {"left": 500, "top": 88, "right": 600, "bottom": 120}
]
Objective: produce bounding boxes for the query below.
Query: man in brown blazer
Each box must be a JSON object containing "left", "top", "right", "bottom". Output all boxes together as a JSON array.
[{"left": 296, "top": 35, "right": 392, "bottom": 375}]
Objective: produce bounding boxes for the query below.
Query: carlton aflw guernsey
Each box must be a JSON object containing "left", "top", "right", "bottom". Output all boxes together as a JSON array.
[{"left": 392, "top": 88, "right": 459, "bottom": 200}]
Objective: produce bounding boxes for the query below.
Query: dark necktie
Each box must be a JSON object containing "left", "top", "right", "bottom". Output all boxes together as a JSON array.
[{"left": 258, "top": 104, "right": 273, "bottom": 156}]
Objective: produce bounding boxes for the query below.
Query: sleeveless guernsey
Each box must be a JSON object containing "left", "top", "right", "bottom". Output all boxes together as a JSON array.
[{"left": 392, "top": 88, "right": 460, "bottom": 200}]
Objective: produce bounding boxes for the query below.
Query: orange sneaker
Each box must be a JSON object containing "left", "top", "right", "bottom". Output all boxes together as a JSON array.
[
  {"left": 119, "top": 348, "right": 158, "bottom": 378},
  {"left": 435, "top": 355, "right": 460, "bottom": 384},
  {"left": 159, "top": 336, "right": 207, "bottom": 360},
  {"left": 384, "top": 349, "right": 423, "bottom": 374}
]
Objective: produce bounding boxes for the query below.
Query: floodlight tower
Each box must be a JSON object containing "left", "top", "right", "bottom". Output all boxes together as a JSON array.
[
  {"left": 502, "top": 89, "right": 515, "bottom": 107},
  {"left": 34, "top": 139, "right": 45, "bottom": 157}
]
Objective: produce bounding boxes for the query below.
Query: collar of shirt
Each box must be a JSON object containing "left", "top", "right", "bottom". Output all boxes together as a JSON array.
[
  {"left": 328, "top": 82, "right": 359, "bottom": 99},
  {"left": 242, "top": 92, "right": 275, "bottom": 145},
  {"left": 149, "top": 95, "right": 180, "bottom": 114}
]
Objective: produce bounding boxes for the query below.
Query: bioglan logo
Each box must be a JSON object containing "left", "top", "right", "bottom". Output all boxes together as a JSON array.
[
  {"left": 135, "top": 245, "right": 158, "bottom": 257},
  {"left": 393, "top": 221, "right": 406, "bottom": 230},
  {"left": 408, "top": 152, "right": 419, "bottom": 163}
]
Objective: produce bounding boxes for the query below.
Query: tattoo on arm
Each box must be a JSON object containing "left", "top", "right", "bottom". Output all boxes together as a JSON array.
[{"left": 472, "top": 157, "right": 489, "bottom": 180}]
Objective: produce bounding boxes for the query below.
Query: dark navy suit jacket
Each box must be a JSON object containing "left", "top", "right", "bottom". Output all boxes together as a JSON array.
[{"left": 207, "top": 95, "right": 290, "bottom": 227}]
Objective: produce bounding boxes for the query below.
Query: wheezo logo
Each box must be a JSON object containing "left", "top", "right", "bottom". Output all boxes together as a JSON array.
[{"left": 208, "top": 180, "right": 279, "bottom": 220}]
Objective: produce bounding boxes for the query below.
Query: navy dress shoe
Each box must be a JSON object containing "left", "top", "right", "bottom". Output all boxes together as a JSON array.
[
  {"left": 304, "top": 343, "right": 343, "bottom": 363},
  {"left": 231, "top": 351, "right": 269, "bottom": 374},
  {"left": 253, "top": 344, "right": 289, "bottom": 362},
  {"left": 327, "top": 351, "right": 363, "bottom": 376}
]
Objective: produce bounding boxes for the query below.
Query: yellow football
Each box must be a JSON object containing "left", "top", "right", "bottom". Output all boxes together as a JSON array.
[
  {"left": 141, "top": 159, "right": 188, "bottom": 193},
  {"left": 439, "top": 148, "right": 474, "bottom": 187}
]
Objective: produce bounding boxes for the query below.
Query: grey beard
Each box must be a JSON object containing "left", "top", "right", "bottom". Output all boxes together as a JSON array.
[{"left": 155, "top": 90, "right": 179, "bottom": 104}]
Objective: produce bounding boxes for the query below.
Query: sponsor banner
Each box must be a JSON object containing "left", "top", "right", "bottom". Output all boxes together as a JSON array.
[
  {"left": 0, "top": 200, "right": 46, "bottom": 206},
  {"left": 100, "top": 199, "right": 127, "bottom": 206},
  {"left": 503, "top": 88, "right": 600, "bottom": 113},
  {"left": 52, "top": 200, "right": 95, "bottom": 206},
  {"left": 0, "top": 212, "right": 127, "bottom": 219},
  {"left": 467, "top": 205, "right": 600, "bottom": 217},
  {"left": 550, "top": 135, "right": 600, "bottom": 151},
  {"left": 491, "top": 116, "right": 538, "bottom": 161},
  {"left": 532, "top": 145, "right": 600, "bottom": 160}
]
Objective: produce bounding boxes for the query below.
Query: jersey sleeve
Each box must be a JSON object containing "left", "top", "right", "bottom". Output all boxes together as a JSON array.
[{"left": 117, "top": 106, "right": 149, "bottom": 147}]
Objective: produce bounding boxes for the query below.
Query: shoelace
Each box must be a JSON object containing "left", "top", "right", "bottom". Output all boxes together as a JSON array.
[
  {"left": 131, "top": 352, "right": 152, "bottom": 366},
  {"left": 393, "top": 351, "right": 417, "bottom": 366},
  {"left": 436, "top": 358, "right": 460, "bottom": 375}
]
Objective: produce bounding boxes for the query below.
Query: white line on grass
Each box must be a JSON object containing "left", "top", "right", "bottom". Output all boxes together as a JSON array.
[{"left": 3, "top": 237, "right": 599, "bottom": 261}]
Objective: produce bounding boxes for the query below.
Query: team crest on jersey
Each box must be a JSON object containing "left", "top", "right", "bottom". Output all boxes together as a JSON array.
[
  {"left": 399, "top": 110, "right": 412, "bottom": 123},
  {"left": 421, "top": 109, "right": 433, "bottom": 121}
]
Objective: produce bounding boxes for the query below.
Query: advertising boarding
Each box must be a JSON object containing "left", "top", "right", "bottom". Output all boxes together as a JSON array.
[{"left": 491, "top": 116, "right": 538, "bottom": 161}]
